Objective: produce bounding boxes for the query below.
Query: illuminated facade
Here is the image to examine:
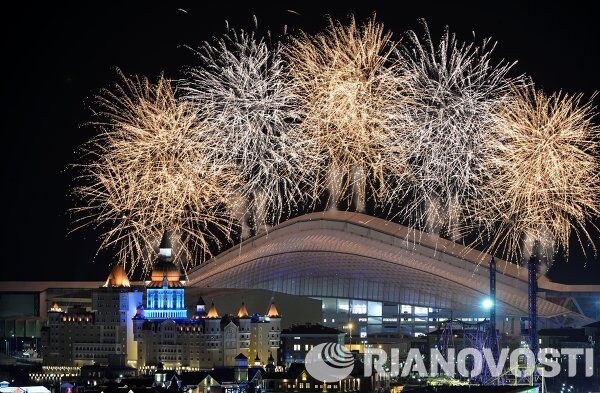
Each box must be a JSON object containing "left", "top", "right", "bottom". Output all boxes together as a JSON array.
[
  {"left": 187, "top": 211, "right": 600, "bottom": 338},
  {"left": 132, "top": 234, "right": 282, "bottom": 370},
  {"left": 143, "top": 236, "right": 187, "bottom": 320},
  {"left": 40, "top": 266, "right": 142, "bottom": 367}
]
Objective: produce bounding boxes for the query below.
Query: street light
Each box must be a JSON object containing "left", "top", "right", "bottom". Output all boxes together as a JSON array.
[{"left": 482, "top": 298, "right": 494, "bottom": 310}]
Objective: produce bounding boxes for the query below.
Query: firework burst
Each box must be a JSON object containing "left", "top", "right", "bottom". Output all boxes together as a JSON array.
[
  {"left": 285, "top": 16, "right": 409, "bottom": 211},
  {"left": 182, "top": 26, "right": 303, "bottom": 235},
  {"left": 478, "top": 84, "right": 600, "bottom": 263},
  {"left": 73, "top": 72, "right": 239, "bottom": 273},
  {"left": 395, "top": 21, "right": 517, "bottom": 237}
]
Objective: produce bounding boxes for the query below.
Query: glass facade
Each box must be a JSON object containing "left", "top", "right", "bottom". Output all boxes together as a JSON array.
[{"left": 315, "top": 296, "right": 490, "bottom": 337}]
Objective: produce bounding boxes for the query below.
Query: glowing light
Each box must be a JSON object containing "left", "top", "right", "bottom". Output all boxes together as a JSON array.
[
  {"left": 182, "top": 26, "right": 303, "bottom": 235},
  {"left": 395, "top": 20, "right": 518, "bottom": 237},
  {"left": 482, "top": 298, "right": 494, "bottom": 310},
  {"left": 285, "top": 16, "right": 410, "bottom": 211},
  {"left": 476, "top": 84, "right": 600, "bottom": 263},
  {"left": 72, "top": 71, "right": 239, "bottom": 274}
]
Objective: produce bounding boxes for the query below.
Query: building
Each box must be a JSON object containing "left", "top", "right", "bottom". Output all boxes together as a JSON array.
[
  {"left": 279, "top": 323, "right": 344, "bottom": 367},
  {"left": 261, "top": 363, "right": 368, "bottom": 393},
  {"left": 187, "top": 211, "right": 600, "bottom": 343},
  {"left": 180, "top": 358, "right": 264, "bottom": 393},
  {"left": 132, "top": 233, "right": 282, "bottom": 370},
  {"left": 33, "top": 233, "right": 283, "bottom": 371},
  {"left": 1, "top": 283, "right": 101, "bottom": 357},
  {"left": 40, "top": 265, "right": 142, "bottom": 367}
]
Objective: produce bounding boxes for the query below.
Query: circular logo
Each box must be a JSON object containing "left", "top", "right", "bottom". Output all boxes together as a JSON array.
[{"left": 305, "top": 343, "right": 354, "bottom": 382}]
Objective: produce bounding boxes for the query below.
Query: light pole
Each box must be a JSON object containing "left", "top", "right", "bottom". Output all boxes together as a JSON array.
[{"left": 347, "top": 323, "right": 354, "bottom": 348}]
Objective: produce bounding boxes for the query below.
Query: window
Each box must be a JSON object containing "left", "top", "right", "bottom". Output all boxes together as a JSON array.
[
  {"left": 414, "top": 307, "right": 428, "bottom": 316},
  {"left": 368, "top": 301, "right": 382, "bottom": 317},
  {"left": 293, "top": 344, "right": 301, "bottom": 351},
  {"left": 337, "top": 299, "right": 349, "bottom": 312},
  {"left": 351, "top": 300, "right": 367, "bottom": 315}
]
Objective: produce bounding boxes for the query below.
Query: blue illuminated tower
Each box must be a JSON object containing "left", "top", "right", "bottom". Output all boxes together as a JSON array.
[{"left": 144, "top": 231, "right": 187, "bottom": 320}]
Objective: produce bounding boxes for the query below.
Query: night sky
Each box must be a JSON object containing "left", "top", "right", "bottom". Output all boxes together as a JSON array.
[{"left": 1, "top": 2, "right": 599, "bottom": 283}]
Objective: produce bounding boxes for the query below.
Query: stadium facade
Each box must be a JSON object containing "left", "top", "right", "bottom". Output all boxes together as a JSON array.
[{"left": 187, "top": 211, "right": 600, "bottom": 338}]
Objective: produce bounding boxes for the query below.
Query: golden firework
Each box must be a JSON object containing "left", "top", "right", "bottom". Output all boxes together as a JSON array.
[
  {"left": 479, "top": 84, "right": 599, "bottom": 262},
  {"left": 285, "top": 16, "right": 409, "bottom": 211},
  {"left": 73, "top": 72, "right": 239, "bottom": 274}
]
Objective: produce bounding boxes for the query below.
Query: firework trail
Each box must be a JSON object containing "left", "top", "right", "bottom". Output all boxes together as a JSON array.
[
  {"left": 477, "top": 84, "right": 600, "bottom": 264},
  {"left": 182, "top": 26, "right": 304, "bottom": 236},
  {"left": 285, "top": 16, "right": 410, "bottom": 211},
  {"left": 395, "top": 21, "right": 517, "bottom": 238},
  {"left": 72, "top": 72, "right": 239, "bottom": 273}
]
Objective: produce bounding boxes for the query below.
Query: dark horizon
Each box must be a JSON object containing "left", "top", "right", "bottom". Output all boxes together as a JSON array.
[{"left": 1, "top": 2, "right": 599, "bottom": 283}]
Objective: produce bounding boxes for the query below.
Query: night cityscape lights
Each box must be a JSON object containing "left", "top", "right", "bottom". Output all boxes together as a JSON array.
[{"left": 2, "top": 7, "right": 598, "bottom": 392}]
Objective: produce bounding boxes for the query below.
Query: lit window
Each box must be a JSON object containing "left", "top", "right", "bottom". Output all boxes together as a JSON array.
[
  {"left": 368, "top": 302, "right": 382, "bottom": 317},
  {"left": 351, "top": 300, "right": 367, "bottom": 315},
  {"left": 414, "top": 307, "right": 428, "bottom": 316}
]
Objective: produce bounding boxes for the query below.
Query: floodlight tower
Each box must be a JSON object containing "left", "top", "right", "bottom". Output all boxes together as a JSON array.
[
  {"left": 489, "top": 257, "right": 498, "bottom": 357},
  {"left": 528, "top": 247, "right": 540, "bottom": 357}
]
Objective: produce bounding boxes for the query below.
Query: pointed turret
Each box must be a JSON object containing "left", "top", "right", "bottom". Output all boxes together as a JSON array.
[
  {"left": 237, "top": 302, "right": 250, "bottom": 318},
  {"left": 266, "top": 301, "right": 280, "bottom": 318},
  {"left": 103, "top": 265, "right": 131, "bottom": 288},
  {"left": 196, "top": 296, "right": 207, "bottom": 316},
  {"left": 254, "top": 354, "right": 261, "bottom": 366},
  {"left": 159, "top": 230, "right": 173, "bottom": 261},
  {"left": 206, "top": 302, "right": 220, "bottom": 319},
  {"left": 266, "top": 352, "right": 275, "bottom": 372},
  {"left": 148, "top": 230, "right": 185, "bottom": 288}
]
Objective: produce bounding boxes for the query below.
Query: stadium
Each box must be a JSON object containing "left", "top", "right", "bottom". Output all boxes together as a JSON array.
[{"left": 187, "top": 211, "right": 600, "bottom": 338}]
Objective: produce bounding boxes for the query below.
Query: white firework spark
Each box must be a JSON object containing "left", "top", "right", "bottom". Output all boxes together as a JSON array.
[
  {"left": 396, "top": 21, "right": 518, "bottom": 238},
  {"left": 182, "top": 26, "right": 304, "bottom": 235}
]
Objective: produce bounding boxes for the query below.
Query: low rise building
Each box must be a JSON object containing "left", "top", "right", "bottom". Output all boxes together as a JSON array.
[
  {"left": 279, "top": 323, "right": 344, "bottom": 367},
  {"left": 40, "top": 265, "right": 142, "bottom": 367}
]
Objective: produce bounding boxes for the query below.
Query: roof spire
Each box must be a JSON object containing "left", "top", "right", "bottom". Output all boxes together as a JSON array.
[
  {"left": 266, "top": 300, "right": 280, "bottom": 318},
  {"left": 103, "top": 265, "right": 131, "bottom": 288},
  {"left": 206, "top": 302, "right": 220, "bottom": 319},
  {"left": 237, "top": 302, "right": 250, "bottom": 318},
  {"left": 159, "top": 229, "right": 173, "bottom": 260}
]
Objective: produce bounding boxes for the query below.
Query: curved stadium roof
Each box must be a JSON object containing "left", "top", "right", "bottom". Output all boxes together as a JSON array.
[{"left": 187, "top": 211, "right": 597, "bottom": 323}]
